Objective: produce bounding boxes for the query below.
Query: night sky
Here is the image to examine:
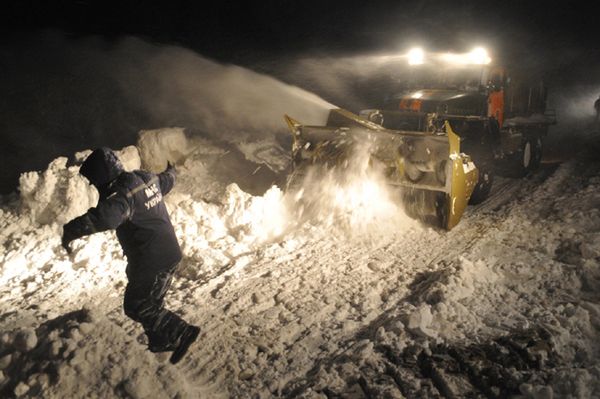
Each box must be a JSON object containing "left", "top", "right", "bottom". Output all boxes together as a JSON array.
[{"left": 3, "top": 1, "right": 598, "bottom": 71}]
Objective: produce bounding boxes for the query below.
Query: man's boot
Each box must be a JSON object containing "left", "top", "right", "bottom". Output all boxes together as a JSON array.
[{"left": 170, "top": 325, "right": 201, "bottom": 364}]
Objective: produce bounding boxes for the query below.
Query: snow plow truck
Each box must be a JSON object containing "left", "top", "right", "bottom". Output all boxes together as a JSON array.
[{"left": 284, "top": 48, "right": 556, "bottom": 229}]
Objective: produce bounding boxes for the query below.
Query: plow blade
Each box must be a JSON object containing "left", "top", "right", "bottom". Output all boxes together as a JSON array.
[{"left": 284, "top": 109, "right": 479, "bottom": 229}]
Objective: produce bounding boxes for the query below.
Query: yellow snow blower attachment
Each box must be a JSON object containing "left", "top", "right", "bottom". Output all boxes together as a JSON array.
[{"left": 284, "top": 109, "right": 479, "bottom": 229}]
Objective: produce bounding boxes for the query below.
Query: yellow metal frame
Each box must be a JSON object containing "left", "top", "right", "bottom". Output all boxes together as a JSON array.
[{"left": 446, "top": 121, "right": 479, "bottom": 229}]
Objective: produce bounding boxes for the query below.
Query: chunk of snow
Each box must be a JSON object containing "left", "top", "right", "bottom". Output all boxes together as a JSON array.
[
  {"left": 408, "top": 305, "right": 437, "bottom": 338},
  {"left": 114, "top": 145, "right": 141, "bottom": 172},
  {"left": 14, "top": 382, "right": 29, "bottom": 397},
  {"left": 137, "top": 127, "right": 189, "bottom": 172},
  {"left": 0, "top": 354, "right": 11, "bottom": 370},
  {"left": 14, "top": 328, "right": 38, "bottom": 352}
]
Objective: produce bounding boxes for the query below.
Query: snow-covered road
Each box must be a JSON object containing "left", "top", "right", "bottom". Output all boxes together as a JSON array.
[{"left": 1, "top": 129, "right": 599, "bottom": 398}]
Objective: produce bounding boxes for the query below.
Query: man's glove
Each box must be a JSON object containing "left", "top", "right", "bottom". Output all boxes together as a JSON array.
[
  {"left": 61, "top": 235, "right": 73, "bottom": 255},
  {"left": 61, "top": 226, "right": 77, "bottom": 255}
]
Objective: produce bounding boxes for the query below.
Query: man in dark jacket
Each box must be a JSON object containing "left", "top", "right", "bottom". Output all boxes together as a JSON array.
[{"left": 61, "top": 147, "right": 199, "bottom": 364}]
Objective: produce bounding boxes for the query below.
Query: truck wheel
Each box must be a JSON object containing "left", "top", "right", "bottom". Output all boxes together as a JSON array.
[
  {"left": 516, "top": 137, "right": 543, "bottom": 176},
  {"left": 468, "top": 167, "right": 494, "bottom": 204}
]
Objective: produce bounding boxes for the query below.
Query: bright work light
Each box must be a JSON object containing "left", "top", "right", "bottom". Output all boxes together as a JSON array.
[
  {"left": 468, "top": 47, "right": 491, "bottom": 65},
  {"left": 407, "top": 48, "right": 425, "bottom": 65}
]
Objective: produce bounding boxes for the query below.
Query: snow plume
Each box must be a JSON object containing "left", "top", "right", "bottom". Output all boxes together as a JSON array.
[
  {"left": 288, "top": 139, "right": 418, "bottom": 239},
  {"left": 220, "top": 184, "right": 290, "bottom": 245},
  {"left": 112, "top": 37, "right": 333, "bottom": 141},
  {"left": 266, "top": 53, "right": 407, "bottom": 111},
  {"left": 1, "top": 32, "right": 333, "bottom": 194},
  {"left": 547, "top": 84, "right": 600, "bottom": 127}
]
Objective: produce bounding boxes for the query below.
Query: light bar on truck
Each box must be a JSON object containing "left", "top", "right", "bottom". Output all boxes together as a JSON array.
[
  {"left": 467, "top": 47, "right": 491, "bottom": 65},
  {"left": 405, "top": 47, "right": 492, "bottom": 66}
]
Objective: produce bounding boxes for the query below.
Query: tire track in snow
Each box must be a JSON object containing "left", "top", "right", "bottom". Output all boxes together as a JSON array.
[
  {"left": 273, "top": 165, "right": 565, "bottom": 397},
  {"left": 178, "top": 203, "right": 510, "bottom": 397}
]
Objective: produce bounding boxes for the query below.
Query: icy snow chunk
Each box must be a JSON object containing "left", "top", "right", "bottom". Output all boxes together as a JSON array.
[
  {"left": 18, "top": 157, "right": 98, "bottom": 225},
  {"left": 137, "top": 127, "right": 189, "bottom": 173},
  {"left": 408, "top": 305, "right": 438, "bottom": 339},
  {"left": 114, "top": 145, "right": 141, "bottom": 172},
  {"left": 0, "top": 354, "right": 11, "bottom": 370},
  {"left": 0, "top": 332, "right": 12, "bottom": 347},
  {"left": 14, "top": 382, "right": 29, "bottom": 397},
  {"left": 74, "top": 149, "right": 92, "bottom": 163},
  {"left": 14, "top": 328, "right": 38, "bottom": 352}
]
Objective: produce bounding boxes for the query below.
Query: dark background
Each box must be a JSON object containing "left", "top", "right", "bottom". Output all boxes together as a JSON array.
[
  {"left": 1, "top": 1, "right": 599, "bottom": 194},
  {"left": 3, "top": 1, "right": 598, "bottom": 77}
]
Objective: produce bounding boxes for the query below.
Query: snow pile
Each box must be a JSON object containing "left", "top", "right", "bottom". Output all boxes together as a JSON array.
[
  {"left": 166, "top": 183, "right": 291, "bottom": 278},
  {"left": 18, "top": 158, "right": 98, "bottom": 226}
]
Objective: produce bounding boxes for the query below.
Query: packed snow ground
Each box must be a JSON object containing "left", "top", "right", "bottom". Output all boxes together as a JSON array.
[{"left": 1, "top": 127, "right": 600, "bottom": 398}]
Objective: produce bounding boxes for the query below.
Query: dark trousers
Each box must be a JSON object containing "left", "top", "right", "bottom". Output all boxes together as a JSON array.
[{"left": 123, "top": 263, "right": 189, "bottom": 350}]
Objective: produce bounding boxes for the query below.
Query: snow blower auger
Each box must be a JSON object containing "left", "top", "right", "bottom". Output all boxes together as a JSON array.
[{"left": 284, "top": 109, "right": 479, "bottom": 229}]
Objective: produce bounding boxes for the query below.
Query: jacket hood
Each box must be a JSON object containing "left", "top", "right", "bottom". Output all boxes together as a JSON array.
[{"left": 79, "top": 147, "right": 124, "bottom": 193}]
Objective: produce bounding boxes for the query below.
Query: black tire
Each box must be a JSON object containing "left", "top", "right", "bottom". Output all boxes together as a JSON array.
[
  {"left": 515, "top": 137, "right": 543, "bottom": 176},
  {"left": 468, "top": 167, "right": 494, "bottom": 205}
]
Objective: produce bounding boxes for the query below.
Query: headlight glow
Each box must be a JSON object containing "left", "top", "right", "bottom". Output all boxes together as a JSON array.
[
  {"left": 468, "top": 47, "right": 491, "bottom": 65},
  {"left": 407, "top": 48, "right": 425, "bottom": 65}
]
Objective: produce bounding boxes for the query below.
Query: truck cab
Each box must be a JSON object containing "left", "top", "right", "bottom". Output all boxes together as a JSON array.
[{"left": 361, "top": 59, "right": 556, "bottom": 185}]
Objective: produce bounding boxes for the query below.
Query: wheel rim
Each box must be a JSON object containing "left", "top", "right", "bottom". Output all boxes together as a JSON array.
[{"left": 523, "top": 141, "right": 531, "bottom": 168}]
